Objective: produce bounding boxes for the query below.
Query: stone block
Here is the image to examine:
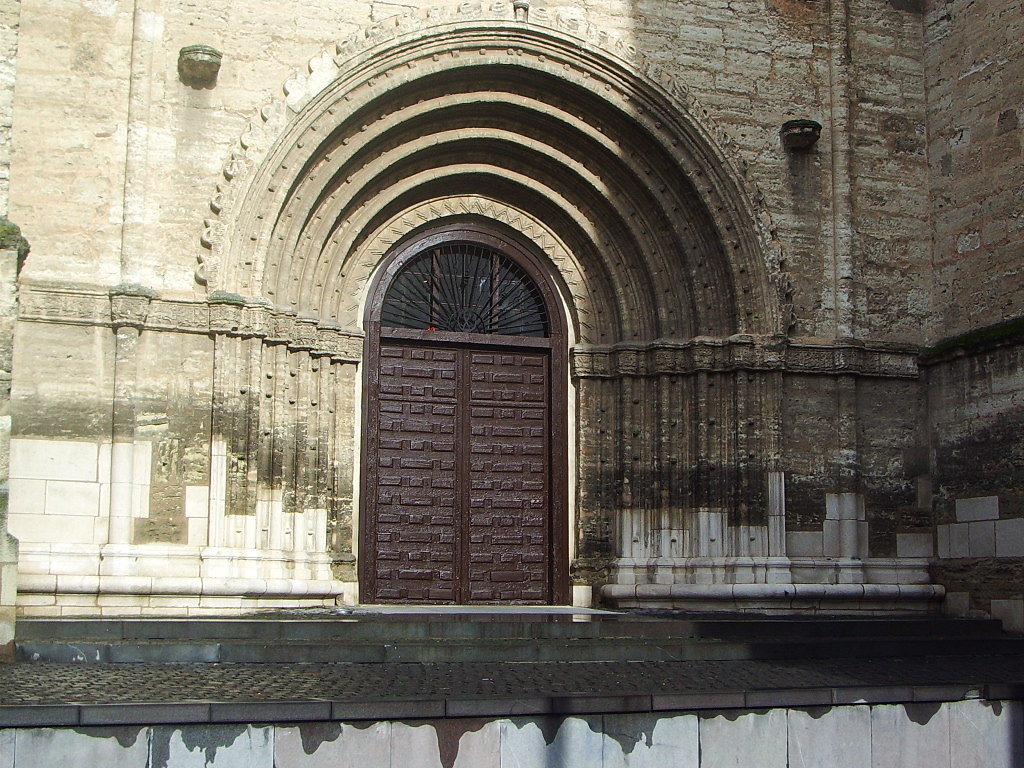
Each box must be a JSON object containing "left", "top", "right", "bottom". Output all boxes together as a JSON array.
[
  {"left": 896, "top": 533, "right": 934, "bottom": 558},
  {"left": 949, "top": 699, "right": 1022, "bottom": 768},
  {"left": 823, "top": 520, "right": 841, "bottom": 557},
  {"left": 699, "top": 709, "right": 788, "bottom": 768},
  {"left": 384, "top": 723, "right": 447, "bottom": 768},
  {"left": 948, "top": 524, "right": 970, "bottom": 558},
  {"left": 150, "top": 725, "right": 273, "bottom": 767},
  {"left": 826, "top": 493, "right": 865, "bottom": 521},
  {"left": 13, "top": 727, "right": 151, "bottom": 767},
  {"left": 275, "top": 723, "right": 390, "bottom": 767},
  {"left": 0, "top": 730, "right": 12, "bottom": 768},
  {"left": 788, "top": 706, "right": 871, "bottom": 768},
  {"left": 9, "top": 439, "right": 99, "bottom": 483},
  {"left": 450, "top": 719, "right": 501, "bottom": 768},
  {"left": 185, "top": 485, "right": 209, "bottom": 518},
  {"left": 602, "top": 713, "right": 699, "bottom": 768},
  {"left": 995, "top": 518, "right": 1024, "bottom": 557},
  {"left": 8, "top": 478, "right": 45, "bottom": 514},
  {"left": 500, "top": 717, "right": 604, "bottom": 768},
  {"left": 45, "top": 480, "right": 101, "bottom": 516},
  {"left": 787, "top": 531, "right": 824, "bottom": 557},
  {"left": 967, "top": 521, "right": 995, "bottom": 557},
  {"left": 188, "top": 518, "right": 209, "bottom": 546},
  {"left": 955, "top": 496, "right": 999, "bottom": 522},
  {"left": 990, "top": 599, "right": 1024, "bottom": 634},
  {"left": 869, "top": 703, "right": 951, "bottom": 768},
  {"left": 130, "top": 483, "right": 150, "bottom": 519},
  {"left": 7, "top": 513, "right": 94, "bottom": 544},
  {"left": 131, "top": 441, "right": 152, "bottom": 484},
  {"left": 936, "top": 525, "right": 951, "bottom": 559}
]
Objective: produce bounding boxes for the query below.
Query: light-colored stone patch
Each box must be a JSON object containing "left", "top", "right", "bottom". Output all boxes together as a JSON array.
[
  {"left": 275, "top": 723, "right": 390, "bottom": 767},
  {"left": 948, "top": 699, "right": 1022, "bottom": 768},
  {"left": 995, "top": 518, "right": 1024, "bottom": 558},
  {"left": 9, "top": 439, "right": 99, "bottom": 483},
  {"left": 451, "top": 720, "right": 501, "bottom": 768},
  {"left": 500, "top": 717, "right": 604, "bottom": 768},
  {"left": 788, "top": 706, "right": 870, "bottom": 768},
  {"left": 955, "top": 496, "right": 999, "bottom": 523},
  {"left": 699, "top": 709, "right": 788, "bottom": 768},
  {"left": 390, "top": 721, "right": 447, "bottom": 768},
  {"left": 603, "top": 713, "right": 699, "bottom": 768},
  {"left": 0, "top": 729, "right": 12, "bottom": 768},
  {"left": 870, "top": 703, "right": 950, "bottom": 768},
  {"left": 13, "top": 727, "right": 150, "bottom": 768}
]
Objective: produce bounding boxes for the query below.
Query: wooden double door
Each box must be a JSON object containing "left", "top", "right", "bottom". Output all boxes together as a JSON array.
[
  {"left": 360, "top": 226, "right": 569, "bottom": 604},
  {"left": 363, "top": 337, "right": 556, "bottom": 603}
]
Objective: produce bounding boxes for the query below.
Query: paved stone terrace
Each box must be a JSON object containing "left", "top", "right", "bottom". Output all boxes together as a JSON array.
[{"left": 3, "top": 655, "right": 1024, "bottom": 727}]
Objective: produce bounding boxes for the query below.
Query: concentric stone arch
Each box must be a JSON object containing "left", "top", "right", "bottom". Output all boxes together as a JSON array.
[{"left": 211, "top": 21, "right": 784, "bottom": 344}]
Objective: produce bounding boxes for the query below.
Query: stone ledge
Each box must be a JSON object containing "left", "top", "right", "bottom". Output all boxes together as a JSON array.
[
  {"left": 0, "top": 685, "right": 1009, "bottom": 728},
  {"left": 18, "top": 573, "right": 349, "bottom": 599},
  {"left": 601, "top": 582, "right": 945, "bottom": 612}
]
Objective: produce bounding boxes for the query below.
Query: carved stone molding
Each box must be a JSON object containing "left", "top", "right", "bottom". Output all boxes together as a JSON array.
[
  {"left": 203, "top": 19, "right": 782, "bottom": 334},
  {"left": 572, "top": 338, "right": 920, "bottom": 379},
  {"left": 18, "top": 285, "right": 364, "bottom": 361}
]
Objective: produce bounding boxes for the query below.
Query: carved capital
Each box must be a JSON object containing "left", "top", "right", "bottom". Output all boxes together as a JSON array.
[{"left": 109, "top": 286, "right": 155, "bottom": 330}]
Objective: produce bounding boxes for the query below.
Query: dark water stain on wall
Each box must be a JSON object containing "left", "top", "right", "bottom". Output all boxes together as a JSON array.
[
  {"left": 72, "top": 726, "right": 144, "bottom": 749},
  {"left": 903, "top": 701, "right": 942, "bottom": 726},
  {"left": 296, "top": 722, "right": 343, "bottom": 755},
  {"left": 149, "top": 724, "right": 250, "bottom": 768}
]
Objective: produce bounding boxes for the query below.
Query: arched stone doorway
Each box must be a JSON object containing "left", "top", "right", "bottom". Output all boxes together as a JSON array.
[{"left": 359, "top": 223, "right": 570, "bottom": 604}]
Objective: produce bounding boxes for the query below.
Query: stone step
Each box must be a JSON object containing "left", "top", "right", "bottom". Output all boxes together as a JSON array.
[
  {"left": 15, "top": 615, "right": 1022, "bottom": 664},
  {"left": 15, "top": 613, "right": 1006, "bottom": 643}
]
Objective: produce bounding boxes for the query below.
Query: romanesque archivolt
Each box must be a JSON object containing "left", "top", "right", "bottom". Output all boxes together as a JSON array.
[{"left": 199, "top": 14, "right": 786, "bottom": 343}]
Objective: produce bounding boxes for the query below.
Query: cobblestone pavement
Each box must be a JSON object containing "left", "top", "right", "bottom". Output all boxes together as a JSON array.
[{"left": 3, "top": 655, "right": 1024, "bottom": 706}]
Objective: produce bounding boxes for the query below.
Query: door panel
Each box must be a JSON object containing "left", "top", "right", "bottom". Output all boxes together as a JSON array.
[
  {"left": 467, "top": 352, "right": 550, "bottom": 602},
  {"left": 373, "top": 345, "right": 459, "bottom": 601},
  {"left": 368, "top": 342, "right": 551, "bottom": 603}
]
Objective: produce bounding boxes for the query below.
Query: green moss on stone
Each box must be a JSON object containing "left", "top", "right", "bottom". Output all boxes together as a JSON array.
[
  {"left": 0, "top": 217, "right": 30, "bottom": 273},
  {"left": 208, "top": 290, "right": 247, "bottom": 306},
  {"left": 109, "top": 283, "right": 157, "bottom": 298}
]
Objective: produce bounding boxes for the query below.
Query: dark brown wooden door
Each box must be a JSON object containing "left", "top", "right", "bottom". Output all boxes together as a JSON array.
[{"left": 368, "top": 340, "right": 552, "bottom": 603}]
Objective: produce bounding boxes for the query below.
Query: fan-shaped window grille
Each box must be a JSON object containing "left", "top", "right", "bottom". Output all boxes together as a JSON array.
[{"left": 380, "top": 243, "right": 550, "bottom": 337}]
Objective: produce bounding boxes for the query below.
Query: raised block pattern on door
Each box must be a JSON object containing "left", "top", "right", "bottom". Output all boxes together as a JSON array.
[{"left": 370, "top": 344, "right": 551, "bottom": 603}]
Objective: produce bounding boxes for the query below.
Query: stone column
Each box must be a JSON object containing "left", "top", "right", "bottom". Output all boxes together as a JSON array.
[{"left": 106, "top": 288, "right": 151, "bottom": 546}]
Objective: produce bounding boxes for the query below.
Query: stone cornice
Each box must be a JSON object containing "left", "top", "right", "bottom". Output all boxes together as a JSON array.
[
  {"left": 572, "top": 337, "right": 921, "bottom": 379},
  {"left": 17, "top": 285, "right": 364, "bottom": 361},
  {"left": 17, "top": 286, "right": 921, "bottom": 376}
]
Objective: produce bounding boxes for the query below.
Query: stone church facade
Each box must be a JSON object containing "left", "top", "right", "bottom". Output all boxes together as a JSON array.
[{"left": 0, "top": 0, "right": 1020, "bottom": 624}]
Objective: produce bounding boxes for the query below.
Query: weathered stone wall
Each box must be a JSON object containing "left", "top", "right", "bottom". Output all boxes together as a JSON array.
[
  {"left": 0, "top": 698, "right": 1020, "bottom": 767},
  {"left": 925, "top": 328, "right": 1024, "bottom": 629},
  {"left": 1, "top": 0, "right": 1020, "bottom": 613},
  {"left": 919, "top": 0, "right": 1024, "bottom": 628},
  {"left": 925, "top": 0, "right": 1024, "bottom": 337},
  {"left": 8, "top": 0, "right": 936, "bottom": 332},
  {"left": 0, "top": 0, "right": 19, "bottom": 218}
]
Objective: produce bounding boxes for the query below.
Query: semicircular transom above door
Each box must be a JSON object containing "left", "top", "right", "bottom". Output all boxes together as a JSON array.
[{"left": 361, "top": 225, "right": 569, "bottom": 605}]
